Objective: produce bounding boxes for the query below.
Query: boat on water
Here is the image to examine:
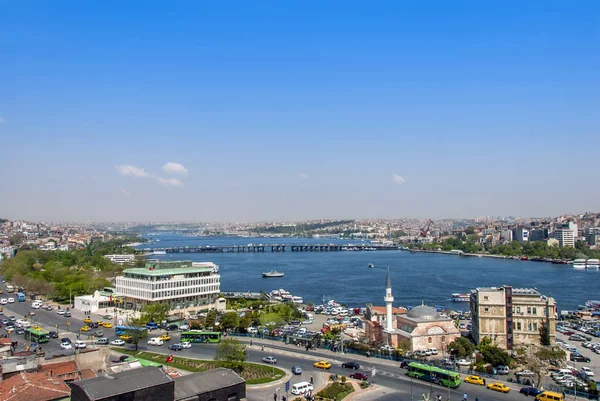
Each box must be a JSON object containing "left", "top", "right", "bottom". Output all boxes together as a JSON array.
[
  {"left": 368, "top": 263, "right": 374, "bottom": 268},
  {"left": 573, "top": 259, "right": 587, "bottom": 269},
  {"left": 452, "top": 293, "right": 470, "bottom": 302},
  {"left": 586, "top": 259, "right": 599, "bottom": 268},
  {"left": 262, "top": 270, "right": 284, "bottom": 278}
]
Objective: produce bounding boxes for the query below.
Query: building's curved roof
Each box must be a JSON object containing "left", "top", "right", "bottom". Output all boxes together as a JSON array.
[{"left": 406, "top": 305, "right": 439, "bottom": 320}]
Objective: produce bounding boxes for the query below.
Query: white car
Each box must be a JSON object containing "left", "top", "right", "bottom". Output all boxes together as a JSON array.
[
  {"left": 457, "top": 359, "right": 471, "bottom": 366},
  {"left": 0, "top": 299, "right": 6, "bottom": 305},
  {"left": 7, "top": 298, "right": 14, "bottom": 303},
  {"left": 181, "top": 342, "right": 192, "bottom": 349},
  {"left": 60, "top": 342, "right": 73, "bottom": 350},
  {"left": 111, "top": 339, "right": 126, "bottom": 346},
  {"left": 582, "top": 367, "right": 594, "bottom": 377},
  {"left": 262, "top": 356, "right": 277, "bottom": 364},
  {"left": 74, "top": 340, "right": 87, "bottom": 349},
  {"left": 148, "top": 337, "right": 164, "bottom": 346},
  {"left": 517, "top": 369, "right": 535, "bottom": 377},
  {"left": 56, "top": 309, "right": 65, "bottom": 315}
]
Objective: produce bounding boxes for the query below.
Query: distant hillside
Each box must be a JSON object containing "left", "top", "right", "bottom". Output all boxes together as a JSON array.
[{"left": 252, "top": 220, "right": 355, "bottom": 234}]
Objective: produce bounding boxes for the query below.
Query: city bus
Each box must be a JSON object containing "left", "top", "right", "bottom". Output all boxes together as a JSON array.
[
  {"left": 180, "top": 330, "right": 222, "bottom": 343},
  {"left": 407, "top": 362, "right": 461, "bottom": 388},
  {"left": 24, "top": 327, "right": 50, "bottom": 343},
  {"left": 114, "top": 325, "right": 148, "bottom": 337},
  {"left": 16, "top": 292, "right": 26, "bottom": 302}
]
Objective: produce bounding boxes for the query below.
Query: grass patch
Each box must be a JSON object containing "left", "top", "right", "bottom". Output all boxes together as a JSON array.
[
  {"left": 316, "top": 382, "right": 355, "bottom": 400},
  {"left": 110, "top": 348, "right": 286, "bottom": 384},
  {"left": 259, "top": 312, "right": 285, "bottom": 325}
]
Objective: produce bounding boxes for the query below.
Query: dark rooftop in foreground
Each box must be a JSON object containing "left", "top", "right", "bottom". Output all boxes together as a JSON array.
[{"left": 174, "top": 368, "right": 245, "bottom": 400}]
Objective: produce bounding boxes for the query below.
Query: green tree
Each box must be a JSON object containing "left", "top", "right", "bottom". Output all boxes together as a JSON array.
[
  {"left": 205, "top": 310, "right": 217, "bottom": 329},
  {"left": 478, "top": 340, "right": 511, "bottom": 366},
  {"left": 127, "top": 316, "right": 149, "bottom": 351},
  {"left": 539, "top": 320, "right": 551, "bottom": 346},
  {"left": 214, "top": 338, "right": 247, "bottom": 372},
  {"left": 221, "top": 312, "right": 240, "bottom": 331},
  {"left": 447, "top": 337, "right": 476, "bottom": 358},
  {"left": 140, "top": 303, "right": 170, "bottom": 325},
  {"left": 535, "top": 346, "right": 566, "bottom": 366},
  {"left": 239, "top": 313, "right": 253, "bottom": 330}
]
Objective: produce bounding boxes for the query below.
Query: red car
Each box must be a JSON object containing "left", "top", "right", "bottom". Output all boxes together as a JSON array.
[{"left": 349, "top": 372, "right": 368, "bottom": 381}]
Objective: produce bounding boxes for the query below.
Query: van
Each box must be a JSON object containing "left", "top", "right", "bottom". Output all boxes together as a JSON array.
[
  {"left": 96, "top": 338, "right": 109, "bottom": 345},
  {"left": 146, "top": 322, "right": 158, "bottom": 330},
  {"left": 536, "top": 391, "right": 564, "bottom": 401},
  {"left": 497, "top": 365, "right": 510, "bottom": 375},
  {"left": 291, "top": 382, "right": 314, "bottom": 395},
  {"left": 148, "top": 337, "right": 164, "bottom": 346}
]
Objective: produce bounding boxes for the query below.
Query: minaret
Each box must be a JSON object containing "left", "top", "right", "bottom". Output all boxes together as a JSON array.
[{"left": 384, "top": 267, "right": 394, "bottom": 331}]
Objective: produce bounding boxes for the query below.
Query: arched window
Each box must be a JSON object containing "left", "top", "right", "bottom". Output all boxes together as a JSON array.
[{"left": 428, "top": 337, "right": 432, "bottom": 343}]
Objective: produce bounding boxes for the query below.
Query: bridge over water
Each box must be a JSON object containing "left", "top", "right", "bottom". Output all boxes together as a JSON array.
[{"left": 139, "top": 243, "right": 401, "bottom": 254}]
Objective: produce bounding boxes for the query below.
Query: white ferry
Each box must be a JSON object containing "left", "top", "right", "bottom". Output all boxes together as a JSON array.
[
  {"left": 586, "top": 259, "right": 599, "bottom": 268},
  {"left": 573, "top": 259, "right": 587, "bottom": 269},
  {"left": 452, "top": 293, "right": 470, "bottom": 302}
]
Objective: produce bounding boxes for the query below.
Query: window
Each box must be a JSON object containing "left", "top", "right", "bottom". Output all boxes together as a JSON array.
[
  {"left": 517, "top": 322, "right": 522, "bottom": 330},
  {"left": 428, "top": 337, "right": 432, "bottom": 343},
  {"left": 533, "top": 307, "right": 537, "bottom": 315},
  {"left": 484, "top": 307, "right": 489, "bottom": 312},
  {"left": 484, "top": 296, "right": 489, "bottom": 300},
  {"left": 527, "top": 307, "right": 532, "bottom": 314},
  {"left": 528, "top": 322, "right": 532, "bottom": 331},
  {"left": 516, "top": 306, "right": 521, "bottom": 313},
  {"left": 533, "top": 323, "right": 538, "bottom": 331}
]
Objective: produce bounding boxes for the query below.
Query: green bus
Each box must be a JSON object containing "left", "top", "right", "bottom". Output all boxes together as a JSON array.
[
  {"left": 180, "top": 330, "right": 221, "bottom": 343},
  {"left": 407, "top": 362, "right": 461, "bottom": 388},
  {"left": 24, "top": 327, "right": 50, "bottom": 344}
]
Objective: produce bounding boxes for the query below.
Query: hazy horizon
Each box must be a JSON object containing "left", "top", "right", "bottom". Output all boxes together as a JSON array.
[{"left": 1, "top": 2, "right": 599, "bottom": 222}]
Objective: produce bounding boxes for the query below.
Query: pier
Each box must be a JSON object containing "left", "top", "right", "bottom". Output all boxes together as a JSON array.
[{"left": 138, "top": 243, "right": 400, "bottom": 254}]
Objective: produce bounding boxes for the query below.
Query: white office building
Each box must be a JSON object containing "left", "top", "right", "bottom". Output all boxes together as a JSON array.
[
  {"left": 104, "top": 254, "right": 136, "bottom": 265},
  {"left": 115, "top": 260, "right": 223, "bottom": 311},
  {"left": 552, "top": 228, "right": 575, "bottom": 248}
]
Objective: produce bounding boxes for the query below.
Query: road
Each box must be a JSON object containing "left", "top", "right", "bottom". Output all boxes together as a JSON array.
[{"left": 0, "top": 281, "right": 530, "bottom": 401}]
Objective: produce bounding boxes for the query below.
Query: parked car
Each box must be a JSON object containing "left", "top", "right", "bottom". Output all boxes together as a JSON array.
[
  {"left": 457, "top": 359, "right": 471, "bottom": 366},
  {"left": 570, "top": 354, "right": 591, "bottom": 362},
  {"left": 349, "top": 372, "right": 368, "bottom": 381},
  {"left": 342, "top": 361, "right": 360, "bottom": 370},
  {"left": 519, "top": 387, "right": 542, "bottom": 397},
  {"left": 582, "top": 367, "right": 594, "bottom": 377},
  {"left": 497, "top": 365, "right": 510, "bottom": 375},
  {"left": 517, "top": 370, "right": 535, "bottom": 377},
  {"left": 291, "top": 366, "right": 303, "bottom": 375},
  {"left": 262, "top": 356, "right": 277, "bottom": 364}
]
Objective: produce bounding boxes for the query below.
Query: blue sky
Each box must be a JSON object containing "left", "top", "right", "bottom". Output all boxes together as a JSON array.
[{"left": 1, "top": 1, "right": 599, "bottom": 222}]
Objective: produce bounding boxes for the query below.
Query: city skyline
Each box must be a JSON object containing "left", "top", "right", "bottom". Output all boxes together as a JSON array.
[{"left": 1, "top": 2, "right": 599, "bottom": 222}]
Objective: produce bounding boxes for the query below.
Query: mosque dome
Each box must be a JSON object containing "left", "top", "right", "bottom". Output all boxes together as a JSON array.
[{"left": 407, "top": 305, "right": 439, "bottom": 320}]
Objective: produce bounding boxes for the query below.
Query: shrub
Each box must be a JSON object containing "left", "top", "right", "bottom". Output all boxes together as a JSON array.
[{"left": 341, "top": 375, "right": 347, "bottom": 383}]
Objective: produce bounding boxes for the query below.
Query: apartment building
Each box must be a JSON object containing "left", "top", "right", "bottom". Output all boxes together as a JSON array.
[
  {"left": 470, "top": 286, "right": 556, "bottom": 349},
  {"left": 513, "top": 228, "right": 529, "bottom": 244},
  {"left": 115, "top": 260, "right": 222, "bottom": 311}
]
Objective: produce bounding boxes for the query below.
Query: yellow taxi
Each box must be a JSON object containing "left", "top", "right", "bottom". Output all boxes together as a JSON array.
[
  {"left": 465, "top": 375, "right": 485, "bottom": 385},
  {"left": 84, "top": 317, "right": 92, "bottom": 324},
  {"left": 80, "top": 325, "right": 90, "bottom": 332},
  {"left": 159, "top": 334, "right": 171, "bottom": 341},
  {"left": 120, "top": 334, "right": 132, "bottom": 341},
  {"left": 102, "top": 322, "right": 113, "bottom": 328},
  {"left": 314, "top": 361, "right": 332, "bottom": 370},
  {"left": 487, "top": 382, "right": 511, "bottom": 393}
]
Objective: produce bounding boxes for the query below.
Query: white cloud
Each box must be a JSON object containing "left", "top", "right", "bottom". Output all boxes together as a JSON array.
[
  {"left": 299, "top": 173, "right": 309, "bottom": 180},
  {"left": 116, "top": 165, "right": 150, "bottom": 178},
  {"left": 156, "top": 177, "right": 183, "bottom": 187},
  {"left": 392, "top": 174, "right": 406, "bottom": 185},
  {"left": 120, "top": 188, "right": 131, "bottom": 196},
  {"left": 162, "top": 162, "right": 188, "bottom": 175}
]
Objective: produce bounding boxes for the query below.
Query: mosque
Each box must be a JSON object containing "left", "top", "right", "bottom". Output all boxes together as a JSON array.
[{"left": 364, "top": 268, "right": 461, "bottom": 352}]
